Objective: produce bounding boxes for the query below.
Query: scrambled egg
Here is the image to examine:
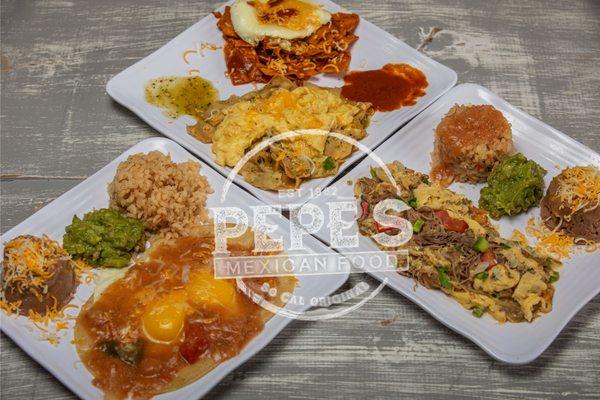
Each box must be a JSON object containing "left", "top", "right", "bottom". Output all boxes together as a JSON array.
[
  {"left": 503, "top": 246, "right": 544, "bottom": 275},
  {"left": 448, "top": 245, "right": 552, "bottom": 323},
  {"left": 452, "top": 291, "right": 507, "bottom": 323},
  {"left": 473, "top": 264, "right": 520, "bottom": 293},
  {"left": 211, "top": 86, "right": 368, "bottom": 167},
  {"left": 414, "top": 183, "right": 487, "bottom": 235},
  {"left": 414, "top": 183, "right": 469, "bottom": 214},
  {"left": 371, "top": 161, "right": 427, "bottom": 198},
  {"left": 512, "top": 272, "right": 548, "bottom": 321},
  {"left": 277, "top": 134, "right": 329, "bottom": 159}
]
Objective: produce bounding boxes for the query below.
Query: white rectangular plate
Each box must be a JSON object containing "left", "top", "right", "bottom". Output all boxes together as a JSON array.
[
  {"left": 0, "top": 138, "right": 349, "bottom": 399},
  {"left": 106, "top": 0, "right": 457, "bottom": 207},
  {"left": 305, "top": 83, "right": 600, "bottom": 364}
]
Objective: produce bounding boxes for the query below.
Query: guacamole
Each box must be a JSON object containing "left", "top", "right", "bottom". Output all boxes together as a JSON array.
[
  {"left": 479, "top": 153, "right": 546, "bottom": 219},
  {"left": 63, "top": 208, "right": 145, "bottom": 268}
]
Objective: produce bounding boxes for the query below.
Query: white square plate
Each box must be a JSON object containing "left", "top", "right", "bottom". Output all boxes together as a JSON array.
[
  {"left": 106, "top": 0, "right": 457, "bottom": 207},
  {"left": 0, "top": 138, "right": 349, "bottom": 399},
  {"left": 305, "top": 83, "right": 600, "bottom": 364}
]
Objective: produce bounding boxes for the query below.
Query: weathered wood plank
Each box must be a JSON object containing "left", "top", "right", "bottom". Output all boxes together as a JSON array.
[{"left": 1, "top": 0, "right": 599, "bottom": 399}]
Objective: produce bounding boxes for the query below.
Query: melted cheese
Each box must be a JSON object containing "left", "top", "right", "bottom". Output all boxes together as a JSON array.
[{"left": 211, "top": 86, "right": 363, "bottom": 167}]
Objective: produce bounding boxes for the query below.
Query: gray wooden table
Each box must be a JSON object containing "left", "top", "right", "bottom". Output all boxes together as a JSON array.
[{"left": 1, "top": 0, "right": 599, "bottom": 399}]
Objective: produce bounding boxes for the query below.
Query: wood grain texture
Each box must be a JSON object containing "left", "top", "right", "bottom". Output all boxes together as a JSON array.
[{"left": 1, "top": 0, "right": 599, "bottom": 399}]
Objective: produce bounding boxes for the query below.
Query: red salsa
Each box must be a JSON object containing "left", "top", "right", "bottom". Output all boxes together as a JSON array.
[{"left": 341, "top": 63, "right": 428, "bottom": 112}]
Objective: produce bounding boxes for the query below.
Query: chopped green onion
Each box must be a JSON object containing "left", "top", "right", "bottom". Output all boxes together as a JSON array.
[
  {"left": 549, "top": 271, "right": 559, "bottom": 283},
  {"left": 413, "top": 218, "right": 425, "bottom": 233},
  {"left": 473, "top": 237, "right": 489, "bottom": 253},
  {"left": 501, "top": 243, "right": 511, "bottom": 249},
  {"left": 408, "top": 197, "right": 418, "bottom": 209},
  {"left": 545, "top": 257, "right": 553, "bottom": 267},
  {"left": 476, "top": 271, "right": 489, "bottom": 281},
  {"left": 437, "top": 267, "right": 452, "bottom": 289},
  {"left": 370, "top": 167, "right": 378, "bottom": 179},
  {"left": 323, "top": 157, "right": 335, "bottom": 171},
  {"left": 472, "top": 307, "right": 485, "bottom": 318}
]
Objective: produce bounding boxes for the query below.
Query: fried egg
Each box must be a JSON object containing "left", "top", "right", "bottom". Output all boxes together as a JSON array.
[
  {"left": 142, "top": 291, "right": 188, "bottom": 343},
  {"left": 231, "top": 0, "right": 331, "bottom": 46},
  {"left": 141, "top": 271, "right": 242, "bottom": 344},
  {"left": 186, "top": 270, "right": 239, "bottom": 311}
]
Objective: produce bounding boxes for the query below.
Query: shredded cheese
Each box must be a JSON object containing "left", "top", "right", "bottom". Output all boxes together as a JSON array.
[
  {"left": 525, "top": 217, "right": 575, "bottom": 260},
  {"left": 200, "top": 41, "right": 221, "bottom": 56},
  {"left": 511, "top": 229, "right": 530, "bottom": 246},
  {"left": 182, "top": 49, "right": 197, "bottom": 64}
]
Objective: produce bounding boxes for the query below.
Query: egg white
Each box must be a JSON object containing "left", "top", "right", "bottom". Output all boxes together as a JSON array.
[{"left": 93, "top": 267, "right": 129, "bottom": 301}]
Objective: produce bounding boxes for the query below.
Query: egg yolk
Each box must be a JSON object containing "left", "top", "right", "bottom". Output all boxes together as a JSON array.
[
  {"left": 141, "top": 271, "right": 243, "bottom": 343},
  {"left": 186, "top": 270, "right": 240, "bottom": 314},
  {"left": 142, "top": 291, "right": 187, "bottom": 343}
]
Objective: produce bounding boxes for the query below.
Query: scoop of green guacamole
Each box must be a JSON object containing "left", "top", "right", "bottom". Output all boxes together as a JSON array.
[
  {"left": 479, "top": 153, "right": 547, "bottom": 219},
  {"left": 63, "top": 208, "right": 145, "bottom": 268}
]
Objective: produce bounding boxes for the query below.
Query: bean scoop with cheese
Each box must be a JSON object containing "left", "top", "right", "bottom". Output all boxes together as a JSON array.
[
  {"left": 541, "top": 165, "right": 600, "bottom": 242},
  {"left": 1, "top": 235, "right": 79, "bottom": 316}
]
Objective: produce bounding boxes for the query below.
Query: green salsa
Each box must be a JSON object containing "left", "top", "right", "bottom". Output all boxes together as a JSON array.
[
  {"left": 479, "top": 153, "right": 547, "bottom": 219},
  {"left": 144, "top": 76, "right": 218, "bottom": 120},
  {"left": 63, "top": 208, "right": 145, "bottom": 268}
]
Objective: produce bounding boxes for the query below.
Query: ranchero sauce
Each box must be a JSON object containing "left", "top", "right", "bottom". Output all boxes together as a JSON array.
[
  {"left": 341, "top": 63, "right": 428, "bottom": 112},
  {"left": 75, "top": 236, "right": 289, "bottom": 399}
]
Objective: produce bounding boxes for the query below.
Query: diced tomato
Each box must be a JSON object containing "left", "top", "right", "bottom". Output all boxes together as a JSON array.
[
  {"left": 375, "top": 221, "right": 399, "bottom": 234},
  {"left": 480, "top": 250, "right": 497, "bottom": 267},
  {"left": 434, "top": 210, "right": 469, "bottom": 233},
  {"left": 180, "top": 321, "right": 210, "bottom": 364},
  {"left": 359, "top": 200, "right": 370, "bottom": 221}
]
